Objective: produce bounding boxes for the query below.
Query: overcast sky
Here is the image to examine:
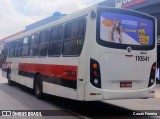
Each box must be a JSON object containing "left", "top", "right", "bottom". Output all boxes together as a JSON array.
[{"left": 0, "top": 0, "right": 104, "bottom": 39}]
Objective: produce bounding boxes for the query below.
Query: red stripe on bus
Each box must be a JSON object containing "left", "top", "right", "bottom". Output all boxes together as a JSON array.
[{"left": 19, "top": 63, "right": 78, "bottom": 81}]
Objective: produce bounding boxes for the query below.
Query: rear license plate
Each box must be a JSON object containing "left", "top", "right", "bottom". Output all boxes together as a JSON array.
[{"left": 120, "top": 82, "right": 132, "bottom": 88}]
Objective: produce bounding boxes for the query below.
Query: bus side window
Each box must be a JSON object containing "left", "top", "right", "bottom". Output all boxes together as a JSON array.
[
  {"left": 19, "top": 39, "right": 23, "bottom": 57},
  {"left": 48, "top": 25, "right": 63, "bottom": 56},
  {"left": 21, "top": 37, "right": 30, "bottom": 57},
  {"left": 15, "top": 39, "right": 21, "bottom": 57},
  {"left": 29, "top": 34, "right": 39, "bottom": 57},
  {"left": 9, "top": 41, "right": 16, "bottom": 58},
  {"left": 62, "top": 18, "right": 86, "bottom": 56},
  {"left": 5, "top": 43, "right": 9, "bottom": 58},
  {"left": 38, "top": 30, "right": 49, "bottom": 57},
  {"left": 2, "top": 43, "right": 9, "bottom": 63}
]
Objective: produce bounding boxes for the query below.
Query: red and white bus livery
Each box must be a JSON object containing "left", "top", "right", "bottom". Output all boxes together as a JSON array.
[{"left": 2, "top": 6, "right": 157, "bottom": 101}]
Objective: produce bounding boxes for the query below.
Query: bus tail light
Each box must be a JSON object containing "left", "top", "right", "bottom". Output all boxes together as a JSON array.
[
  {"left": 92, "top": 63, "right": 98, "bottom": 69},
  {"left": 90, "top": 59, "right": 101, "bottom": 88},
  {"left": 148, "top": 62, "right": 156, "bottom": 87},
  {"left": 93, "top": 71, "right": 98, "bottom": 76}
]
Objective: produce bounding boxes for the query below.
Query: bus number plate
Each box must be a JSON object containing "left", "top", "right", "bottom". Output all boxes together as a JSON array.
[{"left": 120, "top": 82, "right": 132, "bottom": 88}]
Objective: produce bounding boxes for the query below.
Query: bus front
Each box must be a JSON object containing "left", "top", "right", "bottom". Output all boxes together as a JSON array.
[{"left": 86, "top": 7, "right": 156, "bottom": 100}]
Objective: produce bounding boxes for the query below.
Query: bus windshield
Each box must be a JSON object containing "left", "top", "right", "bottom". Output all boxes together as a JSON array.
[{"left": 97, "top": 9, "right": 155, "bottom": 50}]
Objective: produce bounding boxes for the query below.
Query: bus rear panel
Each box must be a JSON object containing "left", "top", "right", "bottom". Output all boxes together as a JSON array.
[{"left": 85, "top": 7, "right": 156, "bottom": 101}]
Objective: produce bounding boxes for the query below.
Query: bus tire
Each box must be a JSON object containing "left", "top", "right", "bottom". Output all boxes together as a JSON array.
[
  {"left": 7, "top": 69, "right": 13, "bottom": 86},
  {"left": 34, "top": 74, "right": 43, "bottom": 99}
]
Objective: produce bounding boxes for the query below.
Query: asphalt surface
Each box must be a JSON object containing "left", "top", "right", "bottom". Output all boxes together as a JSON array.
[
  {"left": 0, "top": 70, "right": 160, "bottom": 119},
  {"left": 104, "top": 84, "right": 160, "bottom": 110}
]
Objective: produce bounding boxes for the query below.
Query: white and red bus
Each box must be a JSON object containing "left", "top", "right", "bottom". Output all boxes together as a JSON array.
[{"left": 2, "top": 6, "right": 157, "bottom": 101}]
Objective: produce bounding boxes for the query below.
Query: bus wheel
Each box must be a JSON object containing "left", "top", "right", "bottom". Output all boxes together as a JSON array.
[
  {"left": 7, "top": 70, "right": 13, "bottom": 86},
  {"left": 34, "top": 75, "right": 43, "bottom": 99}
]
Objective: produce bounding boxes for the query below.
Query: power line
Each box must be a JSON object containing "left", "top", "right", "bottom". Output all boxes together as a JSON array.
[
  {"left": 16, "top": 0, "right": 52, "bottom": 15},
  {"left": 0, "top": 0, "right": 53, "bottom": 38},
  {"left": 0, "top": 0, "right": 39, "bottom": 21},
  {"left": 0, "top": 14, "right": 25, "bottom": 28}
]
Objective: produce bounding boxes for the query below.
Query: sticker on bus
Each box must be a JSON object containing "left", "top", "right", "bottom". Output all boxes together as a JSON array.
[{"left": 100, "top": 12, "right": 153, "bottom": 45}]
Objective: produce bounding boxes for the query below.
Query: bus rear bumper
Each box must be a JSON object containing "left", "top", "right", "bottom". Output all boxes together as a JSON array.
[{"left": 85, "top": 82, "right": 155, "bottom": 101}]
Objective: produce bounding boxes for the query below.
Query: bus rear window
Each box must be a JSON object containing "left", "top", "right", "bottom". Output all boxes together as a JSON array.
[{"left": 98, "top": 11, "right": 155, "bottom": 50}]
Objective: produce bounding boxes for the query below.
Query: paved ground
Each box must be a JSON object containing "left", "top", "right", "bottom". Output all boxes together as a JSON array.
[
  {"left": 155, "top": 84, "right": 160, "bottom": 99},
  {"left": 104, "top": 84, "right": 160, "bottom": 110}
]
